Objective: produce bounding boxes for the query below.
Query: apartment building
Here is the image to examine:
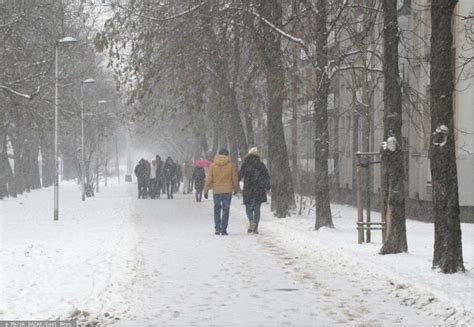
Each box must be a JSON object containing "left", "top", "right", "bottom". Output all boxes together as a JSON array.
[{"left": 283, "top": 0, "right": 474, "bottom": 222}]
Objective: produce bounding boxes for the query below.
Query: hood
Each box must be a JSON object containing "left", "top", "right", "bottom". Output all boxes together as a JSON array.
[
  {"left": 213, "top": 154, "right": 230, "bottom": 166},
  {"left": 244, "top": 154, "right": 260, "bottom": 164}
]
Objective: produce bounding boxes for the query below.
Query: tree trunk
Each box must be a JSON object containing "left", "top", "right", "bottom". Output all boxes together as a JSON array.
[
  {"left": 228, "top": 85, "right": 248, "bottom": 159},
  {"left": 11, "top": 134, "right": 25, "bottom": 195},
  {"left": 290, "top": 40, "right": 299, "bottom": 190},
  {"left": 30, "top": 139, "right": 41, "bottom": 189},
  {"left": 313, "top": 0, "right": 333, "bottom": 229},
  {"left": 244, "top": 105, "right": 255, "bottom": 147},
  {"left": 211, "top": 118, "right": 219, "bottom": 159},
  {"left": 258, "top": 0, "right": 295, "bottom": 217},
  {"left": 380, "top": 0, "right": 408, "bottom": 254},
  {"left": 0, "top": 131, "right": 12, "bottom": 198},
  {"left": 351, "top": 111, "right": 359, "bottom": 202},
  {"left": 430, "top": 0, "right": 464, "bottom": 273},
  {"left": 230, "top": 23, "right": 249, "bottom": 158}
]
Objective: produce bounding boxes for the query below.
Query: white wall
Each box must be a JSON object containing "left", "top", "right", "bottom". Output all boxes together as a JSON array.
[{"left": 455, "top": 0, "right": 474, "bottom": 206}]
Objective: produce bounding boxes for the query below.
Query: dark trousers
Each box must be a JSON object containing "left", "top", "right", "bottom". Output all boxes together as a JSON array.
[
  {"left": 148, "top": 178, "right": 156, "bottom": 199},
  {"left": 138, "top": 179, "right": 148, "bottom": 199},
  {"left": 213, "top": 193, "right": 232, "bottom": 233},
  {"left": 195, "top": 188, "right": 203, "bottom": 202},
  {"left": 156, "top": 178, "right": 162, "bottom": 198},
  {"left": 166, "top": 181, "right": 174, "bottom": 199},
  {"left": 245, "top": 202, "right": 262, "bottom": 225}
]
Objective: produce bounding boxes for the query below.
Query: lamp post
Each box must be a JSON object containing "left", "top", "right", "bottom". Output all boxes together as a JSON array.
[
  {"left": 80, "top": 78, "right": 96, "bottom": 201},
  {"left": 54, "top": 36, "right": 78, "bottom": 221}
]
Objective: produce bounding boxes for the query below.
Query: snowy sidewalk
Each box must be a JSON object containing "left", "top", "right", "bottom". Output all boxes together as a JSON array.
[
  {"left": 1, "top": 183, "right": 472, "bottom": 326},
  {"left": 254, "top": 201, "right": 474, "bottom": 326},
  {"left": 117, "top": 189, "right": 443, "bottom": 326},
  {"left": 0, "top": 182, "right": 138, "bottom": 325}
]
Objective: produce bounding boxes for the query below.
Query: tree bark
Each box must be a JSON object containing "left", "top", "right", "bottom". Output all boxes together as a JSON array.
[
  {"left": 257, "top": 0, "right": 295, "bottom": 217},
  {"left": 430, "top": 0, "right": 464, "bottom": 273},
  {"left": 0, "top": 131, "right": 12, "bottom": 198},
  {"left": 227, "top": 85, "right": 249, "bottom": 159},
  {"left": 244, "top": 105, "right": 255, "bottom": 147},
  {"left": 313, "top": 0, "right": 333, "bottom": 229},
  {"left": 380, "top": 0, "right": 408, "bottom": 254}
]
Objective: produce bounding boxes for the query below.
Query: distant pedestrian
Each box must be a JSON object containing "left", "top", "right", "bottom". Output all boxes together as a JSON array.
[
  {"left": 134, "top": 159, "right": 148, "bottom": 199},
  {"left": 193, "top": 166, "right": 206, "bottom": 202},
  {"left": 149, "top": 160, "right": 158, "bottom": 199},
  {"left": 238, "top": 147, "right": 271, "bottom": 234},
  {"left": 175, "top": 162, "right": 183, "bottom": 193},
  {"left": 183, "top": 161, "right": 194, "bottom": 194},
  {"left": 155, "top": 155, "right": 163, "bottom": 199},
  {"left": 204, "top": 148, "right": 240, "bottom": 235},
  {"left": 163, "top": 157, "right": 177, "bottom": 199},
  {"left": 144, "top": 160, "right": 151, "bottom": 198}
]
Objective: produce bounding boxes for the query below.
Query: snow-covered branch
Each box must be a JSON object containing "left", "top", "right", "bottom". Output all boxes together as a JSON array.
[
  {"left": 237, "top": 5, "right": 307, "bottom": 51},
  {"left": 0, "top": 85, "right": 32, "bottom": 99},
  {"left": 327, "top": 64, "right": 383, "bottom": 80}
]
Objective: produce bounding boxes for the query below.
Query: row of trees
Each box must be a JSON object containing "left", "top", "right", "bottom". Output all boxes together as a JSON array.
[
  {"left": 96, "top": 0, "right": 468, "bottom": 273},
  {"left": 0, "top": 1, "right": 122, "bottom": 200}
]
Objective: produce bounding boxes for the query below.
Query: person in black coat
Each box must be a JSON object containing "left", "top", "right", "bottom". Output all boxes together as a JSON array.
[
  {"left": 192, "top": 166, "right": 206, "bottom": 202},
  {"left": 238, "top": 147, "right": 271, "bottom": 234},
  {"left": 155, "top": 155, "right": 163, "bottom": 199},
  {"left": 134, "top": 158, "right": 148, "bottom": 199},
  {"left": 163, "top": 156, "right": 177, "bottom": 199}
]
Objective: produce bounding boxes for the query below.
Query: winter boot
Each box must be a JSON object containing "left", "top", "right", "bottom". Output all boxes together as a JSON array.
[
  {"left": 250, "top": 222, "right": 257, "bottom": 233},
  {"left": 248, "top": 222, "right": 253, "bottom": 233},
  {"left": 253, "top": 223, "right": 259, "bottom": 234}
]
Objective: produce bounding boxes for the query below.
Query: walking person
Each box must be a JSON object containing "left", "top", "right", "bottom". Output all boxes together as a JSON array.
[
  {"left": 134, "top": 159, "right": 148, "bottom": 199},
  {"left": 163, "top": 156, "right": 177, "bottom": 199},
  {"left": 149, "top": 160, "right": 158, "bottom": 199},
  {"left": 238, "top": 147, "right": 271, "bottom": 234},
  {"left": 155, "top": 155, "right": 163, "bottom": 199},
  {"left": 183, "top": 161, "right": 194, "bottom": 194},
  {"left": 192, "top": 166, "right": 206, "bottom": 202},
  {"left": 175, "top": 162, "right": 183, "bottom": 193},
  {"left": 204, "top": 149, "right": 240, "bottom": 235},
  {"left": 144, "top": 160, "right": 151, "bottom": 198}
]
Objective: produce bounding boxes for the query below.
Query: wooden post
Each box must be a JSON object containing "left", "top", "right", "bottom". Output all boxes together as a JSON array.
[
  {"left": 356, "top": 154, "right": 364, "bottom": 244},
  {"left": 380, "top": 163, "right": 387, "bottom": 243},
  {"left": 366, "top": 155, "right": 371, "bottom": 243}
]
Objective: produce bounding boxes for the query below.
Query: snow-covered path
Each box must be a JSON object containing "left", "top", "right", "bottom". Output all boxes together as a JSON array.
[
  {"left": 2, "top": 182, "right": 470, "bottom": 326},
  {"left": 119, "top": 186, "right": 441, "bottom": 326}
]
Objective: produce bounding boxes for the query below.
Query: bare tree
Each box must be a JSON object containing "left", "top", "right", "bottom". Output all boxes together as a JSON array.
[
  {"left": 252, "top": 0, "right": 295, "bottom": 217},
  {"left": 430, "top": 0, "right": 465, "bottom": 273},
  {"left": 379, "top": 0, "right": 408, "bottom": 254}
]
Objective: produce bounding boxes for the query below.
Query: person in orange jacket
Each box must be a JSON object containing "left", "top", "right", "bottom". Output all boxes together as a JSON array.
[{"left": 204, "top": 148, "right": 241, "bottom": 235}]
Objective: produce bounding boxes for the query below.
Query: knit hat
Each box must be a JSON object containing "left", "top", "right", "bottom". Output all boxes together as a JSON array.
[{"left": 248, "top": 147, "right": 259, "bottom": 156}]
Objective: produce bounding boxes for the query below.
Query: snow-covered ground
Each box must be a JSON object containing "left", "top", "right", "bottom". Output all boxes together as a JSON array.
[{"left": 0, "top": 182, "right": 472, "bottom": 326}]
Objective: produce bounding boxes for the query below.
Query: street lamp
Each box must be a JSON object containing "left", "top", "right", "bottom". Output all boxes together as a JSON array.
[
  {"left": 80, "top": 78, "right": 96, "bottom": 201},
  {"left": 54, "top": 36, "right": 79, "bottom": 221}
]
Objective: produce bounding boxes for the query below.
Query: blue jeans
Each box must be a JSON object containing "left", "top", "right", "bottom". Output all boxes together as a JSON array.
[
  {"left": 213, "top": 193, "right": 232, "bottom": 233},
  {"left": 245, "top": 202, "right": 261, "bottom": 225}
]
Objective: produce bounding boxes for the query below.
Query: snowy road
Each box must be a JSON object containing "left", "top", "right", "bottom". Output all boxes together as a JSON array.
[
  {"left": 118, "top": 185, "right": 442, "bottom": 326},
  {"left": 2, "top": 183, "right": 468, "bottom": 326}
]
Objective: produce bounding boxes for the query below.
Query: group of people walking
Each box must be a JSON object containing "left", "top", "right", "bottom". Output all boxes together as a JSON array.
[
  {"left": 134, "top": 146, "right": 271, "bottom": 236},
  {"left": 134, "top": 155, "right": 182, "bottom": 199},
  {"left": 134, "top": 155, "right": 207, "bottom": 201}
]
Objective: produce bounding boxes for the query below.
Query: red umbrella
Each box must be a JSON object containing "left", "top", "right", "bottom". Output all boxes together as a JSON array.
[{"left": 193, "top": 160, "right": 212, "bottom": 167}]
